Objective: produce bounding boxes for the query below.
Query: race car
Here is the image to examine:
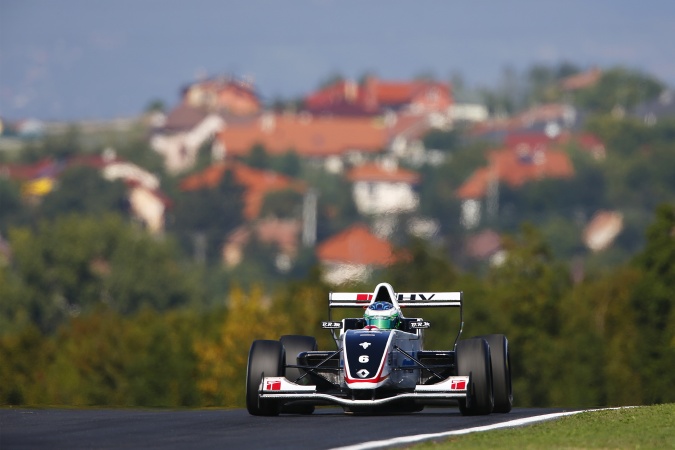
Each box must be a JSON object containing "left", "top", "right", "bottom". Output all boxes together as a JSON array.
[{"left": 246, "top": 282, "right": 512, "bottom": 416}]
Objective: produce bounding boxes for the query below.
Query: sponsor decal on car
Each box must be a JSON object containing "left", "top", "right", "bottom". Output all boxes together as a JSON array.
[
  {"left": 450, "top": 380, "right": 467, "bottom": 390},
  {"left": 265, "top": 380, "right": 281, "bottom": 391},
  {"left": 409, "top": 321, "right": 431, "bottom": 329}
]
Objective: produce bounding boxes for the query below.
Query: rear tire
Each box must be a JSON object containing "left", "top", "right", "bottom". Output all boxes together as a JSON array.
[
  {"left": 246, "top": 340, "right": 284, "bottom": 416},
  {"left": 279, "top": 335, "right": 317, "bottom": 415},
  {"left": 481, "top": 334, "right": 512, "bottom": 413},
  {"left": 456, "top": 337, "right": 494, "bottom": 415}
]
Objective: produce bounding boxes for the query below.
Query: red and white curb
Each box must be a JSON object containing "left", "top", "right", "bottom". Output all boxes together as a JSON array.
[{"left": 331, "top": 407, "right": 634, "bottom": 450}]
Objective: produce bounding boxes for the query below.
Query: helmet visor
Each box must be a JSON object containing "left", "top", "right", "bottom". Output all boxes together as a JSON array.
[{"left": 364, "top": 315, "right": 398, "bottom": 329}]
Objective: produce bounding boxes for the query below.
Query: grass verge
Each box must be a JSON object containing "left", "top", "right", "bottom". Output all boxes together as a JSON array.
[{"left": 413, "top": 404, "right": 675, "bottom": 449}]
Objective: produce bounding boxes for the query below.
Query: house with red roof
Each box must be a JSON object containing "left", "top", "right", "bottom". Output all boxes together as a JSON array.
[
  {"left": 223, "top": 218, "right": 303, "bottom": 272},
  {"left": 456, "top": 145, "right": 575, "bottom": 229},
  {"left": 346, "top": 160, "right": 420, "bottom": 216},
  {"left": 560, "top": 68, "right": 602, "bottom": 92},
  {"left": 304, "top": 76, "right": 452, "bottom": 116},
  {"left": 316, "top": 224, "right": 397, "bottom": 285},
  {"left": 216, "top": 112, "right": 394, "bottom": 172},
  {"left": 150, "top": 75, "right": 261, "bottom": 174},
  {"left": 180, "top": 161, "right": 308, "bottom": 266},
  {"left": 181, "top": 75, "right": 261, "bottom": 116},
  {"left": 179, "top": 161, "right": 306, "bottom": 221},
  {"left": 216, "top": 109, "right": 446, "bottom": 173},
  {"left": 505, "top": 131, "right": 606, "bottom": 160}
]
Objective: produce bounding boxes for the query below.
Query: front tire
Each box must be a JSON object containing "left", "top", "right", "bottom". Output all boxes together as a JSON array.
[
  {"left": 481, "top": 334, "right": 512, "bottom": 413},
  {"left": 456, "top": 337, "right": 494, "bottom": 415},
  {"left": 246, "top": 339, "right": 284, "bottom": 416}
]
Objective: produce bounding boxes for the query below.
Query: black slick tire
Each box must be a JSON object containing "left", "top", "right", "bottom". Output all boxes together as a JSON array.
[
  {"left": 481, "top": 334, "right": 513, "bottom": 413},
  {"left": 246, "top": 339, "right": 284, "bottom": 416},
  {"left": 456, "top": 337, "right": 494, "bottom": 415}
]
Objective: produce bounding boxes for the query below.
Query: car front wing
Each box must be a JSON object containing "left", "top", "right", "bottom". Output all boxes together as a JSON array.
[{"left": 259, "top": 375, "right": 470, "bottom": 407}]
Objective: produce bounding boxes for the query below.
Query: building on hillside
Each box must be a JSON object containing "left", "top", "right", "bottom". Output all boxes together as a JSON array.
[
  {"left": 223, "top": 218, "right": 302, "bottom": 272},
  {"left": 560, "top": 67, "right": 602, "bottom": 92},
  {"left": 464, "top": 229, "right": 506, "bottom": 267},
  {"left": 469, "top": 103, "right": 580, "bottom": 144},
  {"left": 583, "top": 210, "right": 624, "bottom": 252},
  {"left": 0, "top": 151, "right": 171, "bottom": 233},
  {"left": 179, "top": 161, "right": 306, "bottom": 221},
  {"left": 98, "top": 151, "right": 171, "bottom": 234},
  {"left": 505, "top": 131, "right": 606, "bottom": 160},
  {"left": 181, "top": 75, "right": 261, "bottom": 116},
  {"left": 150, "top": 105, "right": 225, "bottom": 174},
  {"left": 216, "top": 111, "right": 445, "bottom": 173},
  {"left": 456, "top": 145, "right": 575, "bottom": 229},
  {"left": 316, "top": 224, "right": 398, "bottom": 285},
  {"left": 215, "top": 113, "right": 390, "bottom": 173},
  {"left": 303, "top": 76, "right": 452, "bottom": 117},
  {"left": 346, "top": 160, "right": 420, "bottom": 216}
]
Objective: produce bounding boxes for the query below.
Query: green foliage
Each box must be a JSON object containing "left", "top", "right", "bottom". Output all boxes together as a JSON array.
[
  {"left": 194, "top": 286, "right": 290, "bottom": 406},
  {"left": 484, "top": 224, "right": 572, "bottom": 406},
  {"left": 306, "top": 170, "right": 360, "bottom": 241},
  {"left": 6, "top": 213, "right": 202, "bottom": 332},
  {"left": 573, "top": 67, "right": 663, "bottom": 113},
  {"left": 40, "top": 166, "right": 129, "bottom": 219},
  {"left": 170, "top": 168, "right": 245, "bottom": 263},
  {"left": 630, "top": 204, "right": 675, "bottom": 404},
  {"left": 417, "top": 405, "right": 675, "bottom": 450},
  {"left": 271, "top": 150, "right": 302, "bottom": 177},
  {"left": 259, "top": 188, "right": 303, "bottom": 219},
  {"left": 242, "top": 143, "right": 269, "bottom": 169},
  {"left": 0, "top": 325, "right": 53, "bottom": 405},
  {"left": 417, "top": 140, "right": 488, "bottom": 235},
  {"left": 0, "top": 178, "right": 28, "bottom": 233}
]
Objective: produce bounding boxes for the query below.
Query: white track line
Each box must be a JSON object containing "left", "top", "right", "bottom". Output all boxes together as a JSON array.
[{"left": 331, "top": 407, "right": 634, "bottom": 450}]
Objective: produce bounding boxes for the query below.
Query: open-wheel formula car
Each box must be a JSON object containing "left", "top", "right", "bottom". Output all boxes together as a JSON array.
[{"left": 246, "top": 282, "right": 512, "bottom": 416}]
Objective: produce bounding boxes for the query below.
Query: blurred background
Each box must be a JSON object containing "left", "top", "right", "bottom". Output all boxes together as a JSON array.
[{"left": 1, "top": 0, "right": 673, "bottom": 410}]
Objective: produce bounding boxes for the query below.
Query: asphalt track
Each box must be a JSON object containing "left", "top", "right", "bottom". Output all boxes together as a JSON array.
[{"left": 1, "top": 406, "right": 572, "bottom": 449}]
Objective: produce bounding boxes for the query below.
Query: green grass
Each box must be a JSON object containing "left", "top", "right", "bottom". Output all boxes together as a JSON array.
[{"left": 412, "top": 404, "right": 675, "bottom": 449}]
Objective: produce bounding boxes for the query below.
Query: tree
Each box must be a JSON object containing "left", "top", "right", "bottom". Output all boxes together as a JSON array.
[
  {"left": 0, "top": 178, "right": 28, "bottom": 233},
  {"left": 272, "top": 150, "right": 302, "bottom": 177},
  {"left": 194, "top": 286, "right": 290, "bottom": 407},
  {"left": 6, "top": 213, "right": 201, "bottom": 332},
  {"left": 40, "top": 166, "right": 129, "bottom": 219},
  {"left": 170, "top": 168, "right": 245, "bottom": 264},
  {"left": 630, "top": 204, "right": 675, "bottom": 403},
  {"left": 574, "top": 67, "right": 663, "bottom": 114},
  {"left": 243, "top": 143, "right": 270, "bottom": 169},
  {"left": 484, "top": 224, "right": 572, "bottom": 406},
  {"left": 259, "top": 188, "right": 303, "bottom": 219}
]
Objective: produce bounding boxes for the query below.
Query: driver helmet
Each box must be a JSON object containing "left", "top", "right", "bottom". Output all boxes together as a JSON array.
[{"left": 364, "top": 302, "right": 400, "bottom": 329}]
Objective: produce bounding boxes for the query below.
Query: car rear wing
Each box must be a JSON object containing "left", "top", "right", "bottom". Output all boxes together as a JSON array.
[
  {"left": 329, "top": 292, "right": 462, "bottom": 308},
  {"left": 326, "top": 288, "right": 464, "bottom": 349}
]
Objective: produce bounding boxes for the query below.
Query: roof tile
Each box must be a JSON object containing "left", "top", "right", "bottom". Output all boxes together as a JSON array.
[{"left": 316, "top": 224, "right": 396, "bottom": 266}]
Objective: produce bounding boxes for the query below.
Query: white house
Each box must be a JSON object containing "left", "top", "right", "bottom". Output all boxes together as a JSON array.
[
  {"left": 346, "top": 159, "right": 420, "bottom": 216},
  {"left": 150, "top": 105, "right": 225, "bottom": 174}
]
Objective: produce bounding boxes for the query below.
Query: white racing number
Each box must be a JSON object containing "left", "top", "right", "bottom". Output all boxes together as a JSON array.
[{"left": 359, "top": 355, "right": 369, "bottom": 363}]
